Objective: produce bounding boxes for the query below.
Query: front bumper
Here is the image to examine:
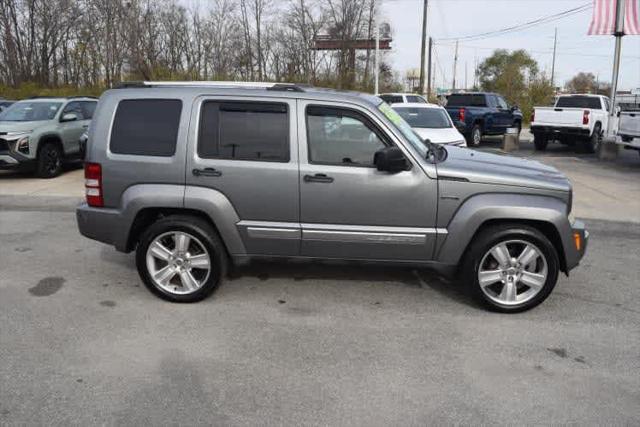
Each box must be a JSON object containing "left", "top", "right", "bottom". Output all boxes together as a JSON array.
[{"left": 566, "top": 219, "right": 589, "bottom": 271}]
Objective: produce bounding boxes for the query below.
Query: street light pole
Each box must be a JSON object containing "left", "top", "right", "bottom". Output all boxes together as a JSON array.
[
  {"left": 374, "top": 0, "right": 380, "bottom": 94},
  {"left": 607, "top": 0, "right": 625, "bottom": 137},
  {"left": 419, "top": 0, "right": 429, "bottom": 94},
  {"left": 551, "top": 27, "right": 557, "bottom": 89}
]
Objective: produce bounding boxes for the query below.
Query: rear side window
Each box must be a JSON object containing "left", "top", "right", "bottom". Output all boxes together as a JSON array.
[
  {"left": 556, "top": 96, "right": 602, "bottom": 109},
  {"left": 380, "top": 95, "right": 403, "bottom": 104},
  {"left": 110, "top": 99, "right": 182, "bottom": 156},
  {"left": 81, "top": 101, "right": 97, "bottom": 119},
  {"left": 198, "top": 101, "right": 289, "bottom": 162},
  {"left": 406, "top": 95, "right": 426, "bottom": 103}
]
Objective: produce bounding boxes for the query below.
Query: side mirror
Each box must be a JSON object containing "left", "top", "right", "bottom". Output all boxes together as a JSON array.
[
  {"left": 373, "top": 146, "right": 409, "bottom": 173},
  {"left": 60, "top": 112, "right": 78, "bottom": 122}
]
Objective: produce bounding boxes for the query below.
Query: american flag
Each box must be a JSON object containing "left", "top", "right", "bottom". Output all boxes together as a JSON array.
[{"left": 588, "top": 0, "right": 640, "bottom": 35}]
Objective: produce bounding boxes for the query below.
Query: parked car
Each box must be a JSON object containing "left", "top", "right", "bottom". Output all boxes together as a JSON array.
[
  {"left": 616, "top": 110, "right": 640, "bottom": 154},
  {"left": 391, "top": 102, "right": 466, "bottom": 146},
  {"left": 379, "top": 93, "right": 428, "bottom": 104},
  {"left": 0, "top": 96, "right": 97, "bottom": 177},
  {"left": 531, "top": 94, "right": 610, "bottom": 153},
  {"left": 445, "top": 92, "right": 523, "bottom": 146},
  {"left": 0, "top": 100, "right": 15, "bottom": 112},
  {"left": 76, "top": 81, "right": 587, "bottom": 312}
]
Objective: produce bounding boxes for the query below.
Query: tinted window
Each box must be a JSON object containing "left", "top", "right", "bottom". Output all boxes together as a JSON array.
[
  {"left": 81, "top": 101, "right": 97, "bottom": 119},
  {"left": 198, "top": 101, "right": 289, "bottom": 162},
  {"left": 406, "top": 95, "right": 426, "bottom": 103},
  {"left": 447, "top": 94, "right": 487, "bottom": 107},
  {"left": 556, "top": 96, "right": 602, "bottom": 109},
  {"left": 394, "top": 107, "right": 452, "bottom": 129},
  {"left": 306, "top": 106, "right": 387, "bottom": 166},
  {"left": 110, "top": 99, "right": 182, "bottom": 156},
  {"left": 379, "top": 95, "right": 403, "bottom": 104}
]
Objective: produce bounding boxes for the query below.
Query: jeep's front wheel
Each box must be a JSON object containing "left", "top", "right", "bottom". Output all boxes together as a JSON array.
[
  {"left": 135, "top": 215, "right": 227, "bottom": 302},
  {"left": 462, "top": 225, "right": 559, "bottom": 313}
]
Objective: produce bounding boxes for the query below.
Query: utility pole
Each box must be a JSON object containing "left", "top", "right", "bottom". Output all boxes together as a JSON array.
[
  {"left": 374, "top": 0, "right": 380, "bottom": 94},
  {"left": 551, "top": 27, "right": 558, "bottom": 89},
  {"left": 607, "top": 0, "right": 625, "bottom": 137},
  {"left": 427, "top": 37, "right": 433, "bottom": 101},
  {"left": 465, "top": 61, "right": 468, "bottom": 90},
  {"left": 419, "top": 0, "right": 429, "bottom": 94},
  {"left": 452, "top": 39, "right": 459, "bottom": 91}
]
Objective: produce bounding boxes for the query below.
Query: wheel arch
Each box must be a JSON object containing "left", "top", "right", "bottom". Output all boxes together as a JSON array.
[
  {"left": 37, "top": 133, "right": 64, "bottom": 156},
  {"left": 437, "top": 193, "right": 572, "bottom": 274}
]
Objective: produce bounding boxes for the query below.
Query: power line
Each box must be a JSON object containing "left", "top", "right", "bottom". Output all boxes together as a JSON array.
[{"left": 437, "top": 3, "right": 591, "bottom": 42}]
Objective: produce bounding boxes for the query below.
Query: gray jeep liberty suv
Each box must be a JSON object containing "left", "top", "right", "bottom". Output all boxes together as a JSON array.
[{"left": 76, "top": 81, "right": 588, "bottom": 312}]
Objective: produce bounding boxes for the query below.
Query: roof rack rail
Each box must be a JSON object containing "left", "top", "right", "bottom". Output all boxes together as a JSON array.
[
  {"left": 27, "top": 95, "right": 98, "bottom": 99},
  {"left": 114, "top": 81, "right": 308, "bottom": 92},
  {"left": 67, "top": 95, "right": 98, "bottom": 99}
]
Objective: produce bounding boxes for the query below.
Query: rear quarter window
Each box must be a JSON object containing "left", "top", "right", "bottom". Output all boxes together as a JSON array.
[{"left": 110, "top": 99, "right": 182, "bottom": 156}]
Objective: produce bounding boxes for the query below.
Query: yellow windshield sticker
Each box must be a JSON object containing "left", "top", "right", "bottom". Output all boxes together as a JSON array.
[{"left": 378, "top": 103, "right": 405, "bottom": 126}]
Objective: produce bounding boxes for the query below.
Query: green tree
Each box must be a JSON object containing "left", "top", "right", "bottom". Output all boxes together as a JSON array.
[{"left": 477, "top": 49, "right": 553, "bottom": 123}]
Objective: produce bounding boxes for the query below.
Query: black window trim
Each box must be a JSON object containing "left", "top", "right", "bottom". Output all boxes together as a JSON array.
[
  {"left": 197, "top": 99, "right": 291, "bottom": 163},
  {"left": 305, "top": 104, "right": 395, "bottom": 169},
  {"left": 109, "top": 98, "right": 183, "bottom": 157}
]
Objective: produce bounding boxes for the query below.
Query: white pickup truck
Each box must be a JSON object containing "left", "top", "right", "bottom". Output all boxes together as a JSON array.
[
  {"left": 617, "top": 111, "right": 640, "bottom": 154},
  {"left": 531, "top": 94, "right": 610, "bottom": 153}
]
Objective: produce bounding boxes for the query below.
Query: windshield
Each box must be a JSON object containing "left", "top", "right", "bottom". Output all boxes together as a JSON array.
[
  {"left": 378, "top": 103, "right": 427, "bottom": 158},
  {"left": 0, "top": 101, "right": 62, "bottom": 122},
  {"left": 394, "top": 107, "right": 452, "bottom": 129}
]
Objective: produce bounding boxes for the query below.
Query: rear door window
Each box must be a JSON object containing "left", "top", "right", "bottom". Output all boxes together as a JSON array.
[
  {"left": 81, "top": 101, "right": 97, "bottom": 119},
  {"left": 198, "top": 101, "right": 289, "bottom": 162},
  {"left": 110, "top": 99, "right": 182, "bottom": 156}
]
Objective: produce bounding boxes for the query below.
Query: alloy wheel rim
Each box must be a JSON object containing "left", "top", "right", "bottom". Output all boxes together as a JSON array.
[
  {"left": 46, "top": 148, "right": 61, "bottom": 174},
  {"left": 473, "top": 129, "right": 481, "bottom": 145},
  {"left": 477, "top": 240, "right": 548, "bottom": 306},
  {"left": 146, "top": 231, "right": 211, "bottom": 295}
]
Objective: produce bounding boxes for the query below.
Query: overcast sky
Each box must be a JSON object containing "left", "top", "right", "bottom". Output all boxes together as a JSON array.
[{"left": 381, "top": 0, "right": 640, "bottom": 91}]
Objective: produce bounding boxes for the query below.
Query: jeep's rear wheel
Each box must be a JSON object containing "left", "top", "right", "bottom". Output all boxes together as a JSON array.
[
  {"left": 36, "top": 142, "right": 63, "bottom": 178},
  {"left": 462, "top": 224, "right": 559, "bottom": 313},
  {"left": 135, "top": 215, "right": 227, "bottom": 302}
]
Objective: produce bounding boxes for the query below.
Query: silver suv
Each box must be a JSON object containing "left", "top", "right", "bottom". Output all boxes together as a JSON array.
[
  {"left": 76, "top": 82, "right": 588, "bottom": 312},
  {"left": 0, "top": 96, "right": 97, "bottom": 177}
]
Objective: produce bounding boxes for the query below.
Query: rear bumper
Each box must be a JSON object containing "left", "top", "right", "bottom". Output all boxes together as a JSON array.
[
  {"left": 76, "top": 202, "right": 128, "bottom": 251},
  {"left": 566, "top": 220, "right": 588, "bottom": 271},
  {"left": 531, "top": 125, "right": 590, "bottom": 136}
]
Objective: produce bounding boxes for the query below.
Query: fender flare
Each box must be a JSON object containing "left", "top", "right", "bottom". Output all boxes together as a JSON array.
[{"left": 437, "top": 193, "right": 573, "bottom": 267}]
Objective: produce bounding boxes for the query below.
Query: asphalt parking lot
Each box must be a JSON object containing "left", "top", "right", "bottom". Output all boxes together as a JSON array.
[{"left": 1, "top": 136, "right": 639, "bottom": 425}]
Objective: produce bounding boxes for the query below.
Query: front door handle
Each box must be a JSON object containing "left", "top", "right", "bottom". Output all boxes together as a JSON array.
[
  {"left": 192, "top": 167, "right": 222, "bottom": 177},
  {"left": 304, "top": 173, "right": 334, "bottom": 183}
]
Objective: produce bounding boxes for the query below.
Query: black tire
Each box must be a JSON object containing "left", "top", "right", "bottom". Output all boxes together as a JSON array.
[
  {"left": 466, "top": 124, "right": 482, "bottom": 147},
  {"left": 36, "top": 142, "right": 63, "bottom": 178},
  {"left": 135, "top": 215, "right": 228, "bottom": 303},
  {"left": 461, "top": 224, "right": 560, "bottom": 313},
  {"left": 533, "top": 133, "right": 548, "bottom": 151},
  {"left": 581, "top": 124, "right": 601, "bottom": 154}
]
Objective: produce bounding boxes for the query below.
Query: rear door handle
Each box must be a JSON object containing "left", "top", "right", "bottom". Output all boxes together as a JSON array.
[
  {"left": 192, "top": 167, "right": 222, "bottom": 177},
  {"left": 304, "top": 173, "right": 334, "bottom": 183}
]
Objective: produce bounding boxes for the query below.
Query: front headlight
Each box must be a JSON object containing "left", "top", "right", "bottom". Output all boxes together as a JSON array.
[{"left": 15, "top": 135, "right": 30, "bottom": 154}]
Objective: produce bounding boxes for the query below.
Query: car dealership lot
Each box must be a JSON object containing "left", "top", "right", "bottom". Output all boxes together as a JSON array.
[{"left": 1, "top": 142, "right": 639, "bottom": 425}]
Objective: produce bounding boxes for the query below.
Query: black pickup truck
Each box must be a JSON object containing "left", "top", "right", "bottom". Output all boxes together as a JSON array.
[{"left": 445, "top": 92, "right": 523, "bottom": 146}]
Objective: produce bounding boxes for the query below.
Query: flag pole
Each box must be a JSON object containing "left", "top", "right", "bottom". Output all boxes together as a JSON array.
[{"left": 607, "top": 0, "right": 625, "bottom": 137}]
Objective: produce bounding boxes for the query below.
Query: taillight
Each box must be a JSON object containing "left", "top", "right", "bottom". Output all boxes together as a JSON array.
[
  {"left": 530, "top": 110, "right": 535, "bottom": 122},
  {"left": 458, "top": 108, "right": 465, "bottom": 122},
  {"left": 582, "top": 110, "right": 590, "bottom": 125},
  {"left": 85, "top": 162, "right": 103, "bottom": 207}
]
